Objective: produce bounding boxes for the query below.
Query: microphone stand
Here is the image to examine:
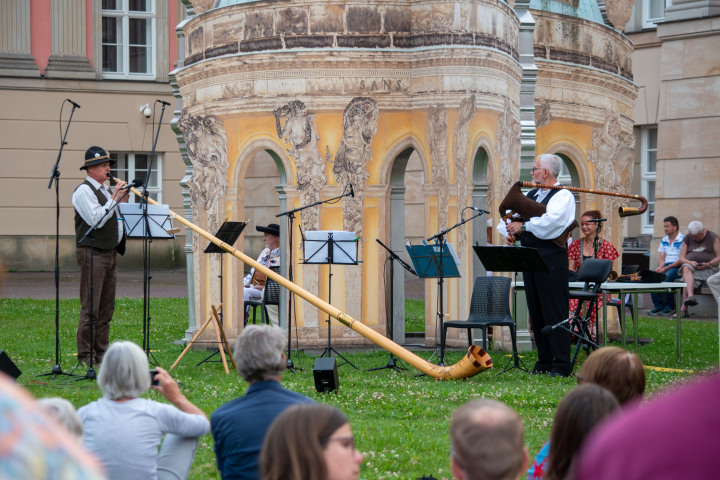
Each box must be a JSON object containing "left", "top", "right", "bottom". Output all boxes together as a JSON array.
[
  {"left": 366, "top": 238, "right": 417, "bottom": 372},
  {"left": 72, "top": 186, "right": 133, "bottom": 382},
  {"left": 426, "top": 209, "right": 487, "bottom": 366},
  {"left": 276, "top": 185, "right": 354, "bottom": 373},
  {"left": 39, "top": 100, "right": 81, "bottom": 379},
  {"left": 139, "top": 100, "right": 169, "bottom": 364}
]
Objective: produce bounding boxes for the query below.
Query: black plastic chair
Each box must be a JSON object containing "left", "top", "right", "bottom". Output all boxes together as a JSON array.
[
  {"left": 568, "top": 258, "right": 612, "bottom": 347},
  {"left": 442, "top": 276, "right": 517, "bottom": 356},
  {"left": 244, "top": 266, "right": 280, "bottom": 326}
]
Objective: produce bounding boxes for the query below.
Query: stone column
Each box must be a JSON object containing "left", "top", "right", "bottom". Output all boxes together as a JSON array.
[
  {"left": 45, "top": 0, "right": 95, "bottom": 78},
  {"left": 0, "top": 0, "right": 40, "bottom": 76}
]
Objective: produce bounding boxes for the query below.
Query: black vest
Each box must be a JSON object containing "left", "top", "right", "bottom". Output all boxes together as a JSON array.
[
  {"left": 520, "top": 187, "right": 566, "bottom": 252},
  {"left": 74, "top": 180, "right": 121, "bottom": 252}
]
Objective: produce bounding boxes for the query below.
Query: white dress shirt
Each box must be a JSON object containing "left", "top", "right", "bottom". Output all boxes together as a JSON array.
[
  {"left": 497, "top": 182, "right": 576, "bottom": 240},
  {"left": 72, "top": 176, "right": 124, "bottom": 242}
]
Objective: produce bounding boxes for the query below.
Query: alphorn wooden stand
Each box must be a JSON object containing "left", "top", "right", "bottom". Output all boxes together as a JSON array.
[{"left": 170, "top": 303, "right": 236, "bottom": 374}]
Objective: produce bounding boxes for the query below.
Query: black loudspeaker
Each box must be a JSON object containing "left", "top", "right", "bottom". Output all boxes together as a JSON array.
[
  {"left": 0, "top": 350, "right": 21, "bottom": 379},
  {"left": 313, "top": 357, "right": 339, "bottom": 393}
]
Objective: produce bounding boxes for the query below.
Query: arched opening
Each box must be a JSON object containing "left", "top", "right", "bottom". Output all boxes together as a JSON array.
[{"left": 471, "top": 146, "right": 490, "bottom": 276}]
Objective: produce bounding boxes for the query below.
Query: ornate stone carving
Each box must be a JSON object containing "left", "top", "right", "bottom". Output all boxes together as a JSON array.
[
  {"left": 188, "top": 0, "right": 213, "bottom": 14},
  {"left": 606, "top": 0, "right": 634, "bottom": 32},
  {"left": 332, "top": 97, "right": 379, "bottom": 236},
  {"left": 428, "top": 105, "right": 450, "bottom": 232},
  {"left": 588, "top": 112, "right": 635, "bottom": 240},
  {"left": 176, "top": 111, "right": 229, "bottom": 245},
  {"left": 273, "top": 100, "right": 326, "bottom": 231},
  {"left": 454, "top": 95, "right": 477, "bottom": 259},
  {"left": 494, "top": 99, "right": 521, "bottom": 215},
  {"left": 535, "top": 102, "right": 553, "bottom": 128}
]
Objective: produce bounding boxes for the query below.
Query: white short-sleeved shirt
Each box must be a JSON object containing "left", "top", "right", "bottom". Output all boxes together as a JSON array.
[{"left": 658, "top": 233, "right": 684, "bottom": 264}]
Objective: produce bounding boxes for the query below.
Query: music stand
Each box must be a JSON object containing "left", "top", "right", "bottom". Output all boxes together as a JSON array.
[
  {"left": 406, "top": 242, "right": 461, "bottom": 365},
  {"left": 473, "top": 245, "right": 548, "bottom": 373},
  {"left": 118, "top": 203, "right": 174, "bottom": 364},
  {"left": 366, "top": 239, "right": 416, "bottom": 372},
  {"left": 304, "top": 231, "right": 359, "bottom": 369},
  {"left": 197, "top": 220, "right": 247, "bottom": 367}
]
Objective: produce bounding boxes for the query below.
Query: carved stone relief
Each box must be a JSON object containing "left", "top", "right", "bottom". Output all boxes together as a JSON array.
[
  {"left": 494, "top": 99, "right": 521, "bottom": 217},
  {"left": 177, "top": 111, "right": 229, "bottom": 245},
  {"left": 273, "top": 100, "right": 327, "bottom": 232},
  {"left": 535, "top": 102, "right": 553, "bottom": 128},
  {"left": 332, "top": 97, "right": 379, "bottom": 237},
  {"left": 588, "top": 112, "right": 635, "bottom": 240},
  {"left": 428, "top": 105, "right": 450, "bottom": 232},
  {"left": 606, "top": 0, "right": 634, "bottom": 32},
  {"left": 454, "top": 95, "right": 477, "bottom": 260}
]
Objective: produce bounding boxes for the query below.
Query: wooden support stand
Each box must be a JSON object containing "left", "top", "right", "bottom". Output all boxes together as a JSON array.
[{"left": 170, "top": 304, "right": 236, "bottom": 374}]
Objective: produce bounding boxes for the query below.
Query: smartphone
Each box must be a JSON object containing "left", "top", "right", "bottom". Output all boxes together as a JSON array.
[{"left": 149, "top": 369, "right": 159, "bottom": 386}]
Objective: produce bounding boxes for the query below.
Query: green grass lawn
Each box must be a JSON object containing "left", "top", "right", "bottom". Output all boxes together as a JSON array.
[{"left": 0, "top": 297, "right": 717, "bottom": 480}]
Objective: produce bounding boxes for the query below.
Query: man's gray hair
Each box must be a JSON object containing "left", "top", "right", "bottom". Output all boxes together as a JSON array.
[
  {"left": 537, "top": 153, "right": 562, "bottom": 179},
  {"left": 234, "top": 325, "right": 286, "bottom": 382},
  {"left": 688, "top": 220, "right": 703, "bottom": 235},
  {"left": 97, "top": 341, "right": 151, "bottom": 400},
  {"left": 450, "top": 399, "right": 525, "bottom": 480}
]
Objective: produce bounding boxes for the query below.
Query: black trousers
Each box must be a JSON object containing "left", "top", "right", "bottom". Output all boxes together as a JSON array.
[{"left": 524, "top": 248, "right": 571, "bottom": 375}]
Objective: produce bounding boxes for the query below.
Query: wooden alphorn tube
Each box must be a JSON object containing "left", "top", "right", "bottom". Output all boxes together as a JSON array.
[
  {"left": 518, "top": 182, "right": 648, "bottom": 217},
  {"left": 120, "top": 180, "right": 492, "bottom": 380}
]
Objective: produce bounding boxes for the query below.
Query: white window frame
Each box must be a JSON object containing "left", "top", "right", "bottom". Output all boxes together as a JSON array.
[
  {"left": 110, "top": 152, "right": 163, "bottom": 204},
  {"left": 101, "top": 0, "right": 156, "bottom": 80},
  {"left": 642, "top": 0, "right": 670, "bottom": 28},
  {"left": 640, "top": 126, "right": 657, "bottom": 234}
]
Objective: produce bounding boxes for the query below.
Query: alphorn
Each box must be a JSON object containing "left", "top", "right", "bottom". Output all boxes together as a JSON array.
[
  {"left": 118, "top": 180, "right": 492, "bottom": 380},
  {"left": 518, "top": 182, "right": 648, "bottom": 218}
]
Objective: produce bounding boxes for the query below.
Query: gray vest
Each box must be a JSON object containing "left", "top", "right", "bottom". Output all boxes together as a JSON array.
[{"left": 74, "top": 180, "right": 119, "bottom": 251}]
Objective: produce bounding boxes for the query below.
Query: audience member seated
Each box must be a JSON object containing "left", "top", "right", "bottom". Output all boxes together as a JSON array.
[
  {"left": 211, "top": 325, "right": 313, "bottom": 480},
  {"left": 707, "top": 270, "right": 720, "bottom": 304},
  {"left": 543, "top": 385, "right": 619, "bottom": 480},
  {"left": 568, "top": 210, "right": 619, "bottom": 338},
  {"left": 37, "top": 397, "right": 84, "bottom": 441},
  {"left": 0, "top": 373, "right": 106, "bottom": 479},
  {"left": 574, "top": 374, "right": 720, "bottom": 480},
  {"left": 244, "top": 223, "right": 281, "bottom": 325},
  {"left": 79, "top": 341, "right": 210, "bottom": 480},
  {"left": 649, "top": 216, "right": 684, "bottom": 316},
  {"left": 450, "top": 399, "right": 528, "bottom": 480},
  {"left": 527, "top": 347, "right": 644, "bottom": 479},
  {"left": 260, "top": 403, "right": 363, "bottom": 480},
  {"left": 678, "top": 220, "right": 720, "bottom": 317}
]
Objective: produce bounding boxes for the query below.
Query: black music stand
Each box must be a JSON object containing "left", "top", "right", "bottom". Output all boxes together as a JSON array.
[
  {"left": 472, "top": 245, "right": 548, "bottom": 373},
  {"left": 366, "top": 239, "right": 416, "bottom": 372},
  {"left": 304, "top": 231, "right": 359, "bottom": 369},
  {"left": 406, "top": 243, "right": 461, "bottom": 366},
  {"left": 118, "top": 203, "right": 174, "bottom": 364},
  {"left": 197, "top": 220, "right": 247, "bottom": 366}
]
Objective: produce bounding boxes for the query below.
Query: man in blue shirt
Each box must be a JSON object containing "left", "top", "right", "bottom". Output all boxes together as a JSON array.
[
  {"left": 211, "top": 325, "right": 313, "bottom": 480},
  {"left": 649, "top": 216, "right": 684, "bottom": 315}
]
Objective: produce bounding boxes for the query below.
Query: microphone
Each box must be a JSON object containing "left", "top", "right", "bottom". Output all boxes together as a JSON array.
[
  {"left": 67, "top": 99, "right": 81, "bottom": 109},
  {"left": 349, "top": 184, "right": 354, "bottom": 198},
  {"left": 158, "top": 100, "right": 171, "bottom": 106},
  {"left": 119, "top": 178, "right": 144, "bottom": 190},
  {"left": 541, "top": 318, "right": 570, "bottom": 336},
  {"left": 585, "top": 218, "right": 607, "bottom": 223},
  {"left": 469, "top": 207, "right": 490, "bottom": 214}
]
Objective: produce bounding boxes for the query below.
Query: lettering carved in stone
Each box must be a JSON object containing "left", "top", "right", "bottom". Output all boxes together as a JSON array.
[
  {"left": 454, "top": 95, "right": 477, "bottom": 259},
  {"left": 332, "top": 97, "right": 379, "bottom": 237},
  {"left": 273, "top": 100, "right": 327, "bottom": 232},
  {"left": 428, "top": 105, "right": 450, "bottom": 231},
  {"left": 177, "top": 111, "right": 229, "bottom": 246}
]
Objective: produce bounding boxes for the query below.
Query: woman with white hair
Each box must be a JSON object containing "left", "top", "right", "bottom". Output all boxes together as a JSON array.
[
  {"left": 79, "top": 341, "right": 210, "bottom": 480},
  {"left": 678, "top": 220, "right": 720, "bottom": 317}
]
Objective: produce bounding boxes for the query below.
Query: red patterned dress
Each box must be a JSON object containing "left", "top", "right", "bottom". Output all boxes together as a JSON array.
[{"left": 568, "top": 238, "right": 619, "bottom": 336}]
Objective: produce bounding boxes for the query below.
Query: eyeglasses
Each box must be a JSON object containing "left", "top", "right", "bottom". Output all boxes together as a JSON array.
[
  {"left": 326, "top": 436, "right": 356, "bottom": 450},
  {"left": 531, "top": 167, "right": 546, "bottom": 174}
]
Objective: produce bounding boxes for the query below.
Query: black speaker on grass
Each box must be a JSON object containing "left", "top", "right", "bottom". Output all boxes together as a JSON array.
[
  {"left": 0, "top": 350, "right": 21, "bottom": 379},
  {"left": 313, "top": 357, "right": 339, "bottom": 393}
]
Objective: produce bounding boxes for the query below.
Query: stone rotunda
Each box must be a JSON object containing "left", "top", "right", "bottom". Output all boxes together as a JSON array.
[{"left": 171, "top": 0, "right": 636, "bottom": 349}]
